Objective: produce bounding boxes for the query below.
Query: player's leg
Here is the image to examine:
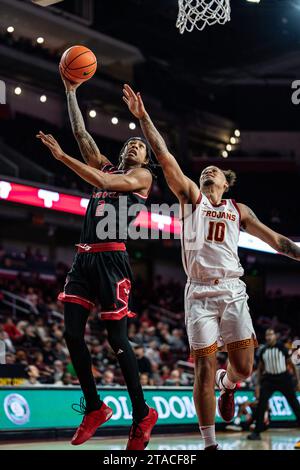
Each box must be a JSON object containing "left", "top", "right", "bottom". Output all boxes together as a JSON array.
[
  {"left": 59, "top": 257, "right": 113, "bottom": 445},
  {"left": 227, "top": 345, "right": 255, "bottom": 384},
  {"left": 217, "top": 279, "right": 256, "bottom": 422},
  {"left": 104, "top": 317, "right": 149, "bottom": 422},
  {"left": 64, "top": 302, "right": 101, "bottom": 410},
  {"left": 279, "top": 374, "right": 300, "bottom": 424},
  {"left": 247, "top": 378, "right": 273, "bottom": 439},
  {"left": 185, "top": 282, "right": 220, "bottom": 449},
  {"left": 193, "top": 352, "right": 218, "bottom": 449},
  {"left": 215, "top": 346, "right": 254, "bottom": 423},
  {"left": 98, "top": 251, "right": 158, "bottom": 450},
  {"left": 62, "top": 302, "right": 113, "bottom": 445}
]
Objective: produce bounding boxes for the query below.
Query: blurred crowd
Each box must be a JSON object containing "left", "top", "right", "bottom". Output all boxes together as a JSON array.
[{"left": 1, "top": 263, "right": 299, "bottom": 389}]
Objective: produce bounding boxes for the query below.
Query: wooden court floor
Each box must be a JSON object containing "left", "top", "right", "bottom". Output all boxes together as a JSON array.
[{"left": 0, "top": 430, "right": 299, "bottom": 450}]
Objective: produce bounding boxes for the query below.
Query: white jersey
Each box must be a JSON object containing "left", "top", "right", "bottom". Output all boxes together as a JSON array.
[{"left": 181, "top": 193, "right": 244, "bottom": 282}]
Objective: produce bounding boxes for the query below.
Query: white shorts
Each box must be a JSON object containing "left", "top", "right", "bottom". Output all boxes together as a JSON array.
[{"left": 184, "top": 278, "right": 257, "bottom": 357}]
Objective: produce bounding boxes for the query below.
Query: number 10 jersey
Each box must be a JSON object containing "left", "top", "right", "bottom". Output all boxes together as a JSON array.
[{"left": 180, "top": 192, "right": 244, "bottom": 282}]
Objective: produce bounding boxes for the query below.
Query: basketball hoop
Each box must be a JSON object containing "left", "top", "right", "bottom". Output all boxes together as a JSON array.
[{"left": 176, "top": 0, "right": 231, "bottom": 34}]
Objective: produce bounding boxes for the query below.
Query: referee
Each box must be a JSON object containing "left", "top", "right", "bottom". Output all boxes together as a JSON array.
[{"left": 247, "top": 328, "right": 300, "bottom": 441}]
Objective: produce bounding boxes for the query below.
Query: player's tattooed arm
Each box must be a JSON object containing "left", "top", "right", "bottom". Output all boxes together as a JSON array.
[
  {"left": 239, "top": 205, "right": 259, "bottom": 231},
  {"left": 60, "top": 69, "right": 109, "bottom": 169},
  {"left": 37, "top": 131, "right": 151, "bottom": 192},
  {"left": 238, "top": 203, "right": 300, "bottom": 261},
  {"left": 277, "top": 236, "right": 300, "bottom": 260},
  {"left": 122, "top": 84, "right": 200, "bottom": 204},
  {"left": 139, "top": 113, "right": 169, "bottom": 159},
  {"left": 66, "top": 90, "right": 111, "bottom": 169}
]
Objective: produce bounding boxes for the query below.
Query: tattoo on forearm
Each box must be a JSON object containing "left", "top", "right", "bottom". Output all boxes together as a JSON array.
[
  {"left": 67, "top": 91, "right": 100, "bottom": 164},
  {"left": 241, "top": 206, "right": 258, "bottom": 230},
  {"left": 140, "top": 113, "right": 169, "bottom": 159},
  {"left": 278, "top": 237, "right": 300, "bottom": 260},
  {"left": 67, "top": 91, "right": 86, "bottom": 136},
  {"left": 248, "top": 208, "right": 258, "bottom": 221}
]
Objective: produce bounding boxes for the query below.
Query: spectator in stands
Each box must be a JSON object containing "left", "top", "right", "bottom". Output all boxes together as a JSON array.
[
  {"left": 15, "top": 349, "right": 29, "bottom": 367},
  {"left": 151, "top": 363, "right": 164, "bottom": 386},
  {"left": 159, "top": 343, "right": 172, "bottom": 364},
  {"left": 17, "top": 324, "right": 42, "bottom": 349},
  {"left": 134, "top": 345, "right": 152, "bottom": 377},
  {"left": 161, "top": 365, "right": 171, "bottom": 383},
  {"left": 53, "top": 360, "right": 64, "bottom": 383},
  {"left": 139, "top": 309, "right": 154, "bottom": 327},
  {"left": 3, "top": 317, "right": 22, "bottom": 341},
  {"left": 5, "top": 352, "right": 16, "bottom": 364},
  {"left": 164, "top": 328, "right": 186, "bottom": 351},
  {"left": 0, "top": 324, "right": 15, "bottom": 353},
  {"left": 42, "top": 339, "right": 56, "bottom": 365},
  {"left": 54, "top": 340, "right": 68, "bottom": 362},
  {"left": 145, "top": 340, "right": 161, "bottom": 365},
  {"left": 89, "top": 338, "right": 104, "bottom": 364},
  {"left": 26, "top": 287, "right": 38, "bottom": 306},
  {"left": 164, "top": 369, "right": 181, "bottom": 386},
  {"left": 23, "top": 365, "right": 41, "bottom": 386},
  {"left": 33, "top": 351, "right": 53, "bottom": 383},
  {"left": 51, "top": 324, "right": 64, "bottom": 342},
  {"left": 55, "top": 372, "right": 74, "bottom": 386},
  {"left": 140, "top": 373, "right": 151, "bottom": 386},
  {"left": 128, "top": 323, "right": 138, "bottom": 343},
  {"left": 35, "top": 317, "right": 48, "bottom": 342},
  {"left": 176, "top": 364, "right": 191, "bottom": 385},
  {"left": 101, "top": 370, "right": 118, "bottom": 387}
]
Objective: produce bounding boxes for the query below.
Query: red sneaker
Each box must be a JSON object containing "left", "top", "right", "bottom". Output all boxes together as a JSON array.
[
  {"left": 126, "top": 407, "right": 158, "bottom": 450},
  {"left": 71, "top": 399, "right": 113, "bottom": 445},
  {"left": 215, "top": 369, "right": 236, "bottom": 423}
]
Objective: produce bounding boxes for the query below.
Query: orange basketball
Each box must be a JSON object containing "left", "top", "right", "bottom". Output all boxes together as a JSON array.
[{"left": 60, "top": 45, "right": 97, "bottom": 84}]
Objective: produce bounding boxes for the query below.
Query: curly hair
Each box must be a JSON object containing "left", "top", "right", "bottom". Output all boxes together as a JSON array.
[
  {"left": 222, "top": 169, "right": 237, "bottom": 192},
  {"left": 118, "top": 137, "right": 157, "bottom": 178}
]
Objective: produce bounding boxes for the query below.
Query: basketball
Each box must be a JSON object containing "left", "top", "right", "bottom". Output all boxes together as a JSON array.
[{"left": 59, "top": 45, "right": 97, "bottom": 84}]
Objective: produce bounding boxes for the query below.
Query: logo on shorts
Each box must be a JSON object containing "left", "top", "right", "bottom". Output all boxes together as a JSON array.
[{"left": 4, "top": 394, "right": 30, "bottom": 425}]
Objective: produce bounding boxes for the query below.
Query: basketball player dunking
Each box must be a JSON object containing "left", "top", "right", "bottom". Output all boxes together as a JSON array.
[
  {"left": 36, "top": 76, "right": 158, "bottom": 450},
  {"left": 123, "top": 84, "right": 300, "bottom": 450}
]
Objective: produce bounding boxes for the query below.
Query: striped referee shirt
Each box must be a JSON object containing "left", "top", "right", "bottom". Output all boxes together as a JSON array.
[{"left": 259, "top": 342, "right": 289, "bottom": 375}]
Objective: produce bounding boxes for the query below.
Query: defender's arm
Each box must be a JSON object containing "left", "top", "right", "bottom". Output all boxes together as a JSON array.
[
  {"left": 238, "top": 203, "right": 300, "bottom": 261},
  {"left": 123, "top": 84, "right": 199, "bottom": 204}
]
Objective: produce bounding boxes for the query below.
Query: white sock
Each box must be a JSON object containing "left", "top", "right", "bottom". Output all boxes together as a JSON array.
[
  {"left": 200, "top": 425, "right": 216, "bottom": 448},
  {"left": 222, "top": 373, "right": 236, "bottom": 390}
]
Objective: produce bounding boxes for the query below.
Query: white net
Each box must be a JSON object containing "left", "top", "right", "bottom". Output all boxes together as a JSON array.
[{"left": 176, "top": 0, "right": 231, "bottom": 34}]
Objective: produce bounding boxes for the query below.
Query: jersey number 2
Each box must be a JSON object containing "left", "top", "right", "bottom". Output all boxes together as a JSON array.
[{"left": 207, "top": 221, "right": 226, "bottom": 243}]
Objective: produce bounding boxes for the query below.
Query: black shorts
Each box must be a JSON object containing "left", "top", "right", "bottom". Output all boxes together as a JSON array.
[{"left": 58, "top": 243, "right": 135, "bottom": 320}]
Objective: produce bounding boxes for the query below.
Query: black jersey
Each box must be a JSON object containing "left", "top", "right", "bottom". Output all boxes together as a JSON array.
[{"left": 80, "top": 164, "right": 149, "bottom": 244}]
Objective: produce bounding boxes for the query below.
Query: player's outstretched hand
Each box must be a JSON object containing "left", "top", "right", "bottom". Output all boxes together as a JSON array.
[
  {"left": 59, "top": 66, "right": 81, "bottom": 92},
  {"left": 36, "top": 131, "right": 64, "bottom": 161},
  {"left": 123, "top": 84, "right": 146, "bottom": 119}
]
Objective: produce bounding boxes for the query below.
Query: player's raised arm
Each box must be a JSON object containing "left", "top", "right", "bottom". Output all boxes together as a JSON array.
[
  {"left": 36, "top": 131, "right": 151, "bottom": 193},
  {"left": 122, "top": 84, "right": 199, "bottom": 204},
  {"left": 238, "top": 203, "right": 300, "bottom": 261},
  {"left": 61, "top": 71, "right": 111, "bottom": 170}
]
